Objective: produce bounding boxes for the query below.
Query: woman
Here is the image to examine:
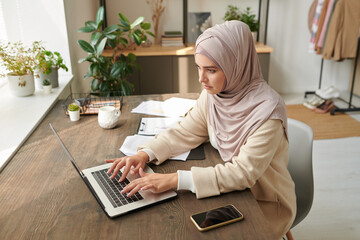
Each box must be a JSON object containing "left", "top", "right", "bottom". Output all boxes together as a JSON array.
[{"left": 107, "top": 21, "right": 296, "bottom": 238}]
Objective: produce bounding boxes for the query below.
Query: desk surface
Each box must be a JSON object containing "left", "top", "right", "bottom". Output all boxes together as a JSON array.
[
  {"left": 103, "top": 42, "right": 273, "bottom": 57},
  {"left": 0, "top": 93, "right": 276, "bottom": 239}
]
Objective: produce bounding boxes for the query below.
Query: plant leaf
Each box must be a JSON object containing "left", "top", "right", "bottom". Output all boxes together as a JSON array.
[
  {"left": 132, "top": 32, "right": 141, "bottom": 45},
  {"left": 85, "top": 21, "right": 97, "bottom": 29},
  {"left": 78, "top": 40, "right": 95, "bottom": 53},
  {"left": 118, "top": 13, "right": 130, "bottom": 23},
  {"left": 91, "top": 79, "right": 100, "bottom": 91},
  {"left": 78, "top": 26, "right": 96, "bottom": 33},
  {"left": 96, "top": 6, "right": 104, "bottom": 25},
  {"left": 131, "top": 16, "right": 144, "bottom": 29},
  {"left": 140, "top": 22, "right": 151, "bottom": 30},
  {"left": 91, "top": 32, "right": 103, "bottom": 46},
  {"left": 119, "top": 19, "right": 130, "bottom": 29},
  {"left": 104, "top": 25, "right": 119, "bottom": 35},
  {"left": 96, "top": 37, "right": 108, "bottom": 57},
  {"left": 127, "top": 53, "right": 136, "bottom": 62},
  {"left": 145, "top": 31, "right": 156, "bottom": 38},
  {"left": 110, "top": 61, "right": 122, "bottom": 77}
]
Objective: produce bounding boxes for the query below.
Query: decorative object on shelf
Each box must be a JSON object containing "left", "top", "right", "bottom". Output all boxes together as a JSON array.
[
  {"left": 36, "top": 46, "right": 68, "bottom": 88},
  {"left": 68, "top": 103, "right": 80, "bottom": 121},
  {"left": 98, "top": 106, "right": 121, "bottom": 129},
  {"left": 188, "top": 12, "right": 212, "bottom": 43},
  {"left": 0, "top": 41, "right": 41, "bottom": 97},
  {"left": 77, "top": 6, "right": 154, "bottom": 96},
  {"left": 42, "top": 78, "right": 52, "bottom": 94},
  {"left": 161, "top": 31, "right": 183, "bottom": 46},
  {"left": 223, "top": 6, "right": 260, "bottom": 42},
  {"left": 146, "top": 0, "right": 165, "bottom": 44},
  {"left": 223, "top": 5, "right": 242, "bottom": 21}
]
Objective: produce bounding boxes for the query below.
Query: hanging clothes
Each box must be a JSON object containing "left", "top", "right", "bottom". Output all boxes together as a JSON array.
[
  {"left": 322, "top": 0, "right": 360, "bottom": 61},
  {"left": 308, "top": 0, "right": 318, "bottom": 34},
  {"left": 314, "top": 0, "right": 330, "bottom": 52},
  {"left": 309, "top": 0, "right": 325, "bottom": 53},
  {"left": 316, "top": 0, "right": 338, "bottom": 54}
]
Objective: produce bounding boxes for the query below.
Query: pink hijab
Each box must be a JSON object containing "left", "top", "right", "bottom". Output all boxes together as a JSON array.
[{"left": 195, "top": 21, "right": 287, "bottom": 162}]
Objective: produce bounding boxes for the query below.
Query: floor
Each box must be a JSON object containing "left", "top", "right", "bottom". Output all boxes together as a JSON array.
[{"left": 281, "top": 93, "right": 360, "bottom": 240}]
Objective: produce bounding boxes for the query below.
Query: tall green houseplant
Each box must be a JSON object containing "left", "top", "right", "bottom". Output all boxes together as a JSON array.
[{"left": 78, "top": 6, "right": 154, "bottom": 96}]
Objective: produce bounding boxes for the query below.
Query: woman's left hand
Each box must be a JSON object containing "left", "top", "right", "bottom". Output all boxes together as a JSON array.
[{"left": 121, "top": 168, "right": 178, "bottom": 197}]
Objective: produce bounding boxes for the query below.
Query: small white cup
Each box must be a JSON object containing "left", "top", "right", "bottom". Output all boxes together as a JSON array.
[{"left": 98, "top": 106, "right": 121, "bottom": 129}]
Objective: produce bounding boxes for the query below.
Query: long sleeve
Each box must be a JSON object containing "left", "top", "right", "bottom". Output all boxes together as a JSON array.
[
  {"left": 191, "top": 119, "right": 286, "bottom": 198},
  {"left": 138, "top": 90, "right": 209, "bottom": 165}
]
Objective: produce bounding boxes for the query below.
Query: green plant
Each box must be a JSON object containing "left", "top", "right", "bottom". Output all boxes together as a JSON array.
[
  {"left": 42, "top": 78, "right": 51, "bottom": 86},
  {"left": 0, "top": 41, "right": 41, "bottom": 77},
  {"left": 36, "top": 48, "right": 68, "bottom": 75},
  {"left": 77, "top": 6, "right": 155, "bottom": 96},
  {"left": 68, "top": 103, "right": 80, "bottom": 111},
  {"left": 223, "top": 5, "right": 242, "bottom": 21},
  {"left": 241, "top": 7, "right": 260, "bottom": 32}
]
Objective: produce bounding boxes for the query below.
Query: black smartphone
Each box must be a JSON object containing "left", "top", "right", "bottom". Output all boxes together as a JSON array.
[{"left": 190, "top": 204, "right": 244, "bottom": 231}]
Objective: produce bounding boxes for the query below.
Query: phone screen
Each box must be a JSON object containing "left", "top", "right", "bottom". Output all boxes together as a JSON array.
[{"left": 191, "top": 205, "right": 244, "bottom": 231}]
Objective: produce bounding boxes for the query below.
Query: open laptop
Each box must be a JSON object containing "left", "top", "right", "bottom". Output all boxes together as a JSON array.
[{"left": 49, "top": 123, "right": 177, "bottom": 218}]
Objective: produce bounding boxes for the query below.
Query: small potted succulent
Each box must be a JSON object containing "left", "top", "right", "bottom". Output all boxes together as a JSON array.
[
  {"left": 42, "top": 78, "right": 52, "bottom": 94},
  {"left": 68, "top": 103, "right": 80, "bottom": 121},
  {"left": 36, "top": 47, "right": 68, "bottom": 88},
  {"left": 0, "top": 41, "right": 40, "bottom": 97}
]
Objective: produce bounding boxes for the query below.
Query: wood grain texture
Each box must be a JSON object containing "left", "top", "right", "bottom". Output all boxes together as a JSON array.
[
  {"left": 286, "top": 104, "right": 360, "bottom": 140},
  {"left": 0, "top": 93, "right": 276, "bottom": 240}
]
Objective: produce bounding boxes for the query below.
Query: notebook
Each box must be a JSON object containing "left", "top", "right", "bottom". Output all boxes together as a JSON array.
[{"left": 49, "top": 123, "right": 177, "bottom": 218}]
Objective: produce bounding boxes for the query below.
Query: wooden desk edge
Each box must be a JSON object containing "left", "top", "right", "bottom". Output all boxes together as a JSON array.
[{"left": 103, "top": 43, "right": 273, "bottom": 57}]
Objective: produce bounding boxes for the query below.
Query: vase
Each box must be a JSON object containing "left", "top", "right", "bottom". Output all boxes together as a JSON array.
[
  {"left": 69, "top": 110, "right": 80, "bottom": 121},
  {"left": 251, "top": 32, "right": 257, "bottom": 42},
  {"left": 7, "top": 73, "right": 35, "bottom": 97},
  {"left": 43, "top": 85, "right": 52, "bottom": 94},
  {"left": 39, "top": 67, "right": 59, "bottom": 88}
]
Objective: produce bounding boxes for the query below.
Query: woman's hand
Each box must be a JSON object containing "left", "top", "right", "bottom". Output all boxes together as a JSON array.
[
  {"left": 105, "top": 151, "right": 149, "bottom": 182},
  {"left": 121, "top": 168, "right": 178, "bottom": 197}
]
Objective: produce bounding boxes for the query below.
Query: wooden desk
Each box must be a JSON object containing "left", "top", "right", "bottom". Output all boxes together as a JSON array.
[{"left": 0, "top": 93, "right": 276, "bottom": 239}]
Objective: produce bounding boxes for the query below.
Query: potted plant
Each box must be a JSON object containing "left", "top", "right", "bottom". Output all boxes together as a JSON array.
[
  {"left": 223, "top": 5, "right": 242, "bottom": 21},
  {"left": 0, "top": 41, "right": 40, "bottom": 97},
  {"left": 68, "top": 103, "right": 80, "bottom": 121},
  {"left": 240, "top": 7, "right": 260, "bottom": 41},
  {"left": 36, "top": 47, "right": 68, "bottom": 88},
  {"left": 42, "top": 78, "right": 52, "bottom": 94},
  {"left": 77, "top": 6, "right": 155, "bottom": 96}
]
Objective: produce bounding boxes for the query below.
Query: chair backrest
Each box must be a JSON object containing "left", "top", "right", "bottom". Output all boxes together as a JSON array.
[{"left": 287, "top": 118, "right": 314, "bottom": 228}]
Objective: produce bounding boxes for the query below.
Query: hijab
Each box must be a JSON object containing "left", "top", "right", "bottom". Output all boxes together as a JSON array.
[{"left": 195, "top": 21, "right": 287, "bottom": 162}]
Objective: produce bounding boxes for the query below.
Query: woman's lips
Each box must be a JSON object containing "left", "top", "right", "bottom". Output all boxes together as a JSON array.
[{"left": 203, "top": 85, "right": 212, "bottom": 90}]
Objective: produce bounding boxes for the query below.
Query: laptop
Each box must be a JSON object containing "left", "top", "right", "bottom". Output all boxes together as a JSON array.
[{"left": 49, "top": 123, "right": 177, "bottom": 218}]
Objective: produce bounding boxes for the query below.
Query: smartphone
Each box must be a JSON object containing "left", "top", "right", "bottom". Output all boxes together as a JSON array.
[{"left": 190, "top": 204, "right": 244, "bottom": 232}]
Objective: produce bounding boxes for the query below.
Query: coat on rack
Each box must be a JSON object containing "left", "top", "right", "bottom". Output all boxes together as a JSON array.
[{"left": 322, "top": 0, "right": 360, "bottom": 61}]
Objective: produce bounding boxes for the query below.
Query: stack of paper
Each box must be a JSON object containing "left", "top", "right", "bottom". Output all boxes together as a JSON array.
[
  {"left": 137, "top": 117, "right": 183, "bottom": 136},
  {"left": 120, "top": 135, "right": 190, "bottom": 161},
  {"left": 131, "top": 97, "right": 196, "bottom": 117}
]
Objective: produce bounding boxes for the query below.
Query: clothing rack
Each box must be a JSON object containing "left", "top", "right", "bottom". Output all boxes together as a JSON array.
[{"left": 305, "top": 37, "right": 360, "bottom": 115}]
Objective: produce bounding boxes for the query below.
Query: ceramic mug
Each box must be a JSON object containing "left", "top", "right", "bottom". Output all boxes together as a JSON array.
[{"left": 98, "top": 106, "right": 121, "bottom": 129}]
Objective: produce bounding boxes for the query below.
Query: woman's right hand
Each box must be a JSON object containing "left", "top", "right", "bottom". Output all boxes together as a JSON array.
[{"left": 105, "top": 151, "right": 149, "bottom": 182}]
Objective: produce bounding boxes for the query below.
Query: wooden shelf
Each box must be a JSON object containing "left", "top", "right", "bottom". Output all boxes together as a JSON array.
[{"left": 102, "top": 43, "right": 273, "bottom": 57}]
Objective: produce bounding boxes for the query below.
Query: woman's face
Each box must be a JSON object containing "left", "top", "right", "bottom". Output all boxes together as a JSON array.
[{"left": 195, "top": 54, "right": 226, "bottom": 95}]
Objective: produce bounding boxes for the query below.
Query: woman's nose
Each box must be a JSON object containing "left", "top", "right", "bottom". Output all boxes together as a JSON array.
[{"left": 198, "top": 70, "right": 206, "bottom": 83}]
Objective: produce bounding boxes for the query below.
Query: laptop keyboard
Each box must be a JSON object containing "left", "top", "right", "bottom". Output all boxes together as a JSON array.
[{"left": 92, "top": 168, "right": 144, "bottom": 208}]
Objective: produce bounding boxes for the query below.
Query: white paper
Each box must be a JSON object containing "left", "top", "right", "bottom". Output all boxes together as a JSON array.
[
  {"left": 137, "top": 117, "right": 183, "bottom": 136},
  {"left": 131, "top": 97, "right": 196, "bottom": 117},
  {"left": 120, "top": 135, "right": 190, "bottom": 161}
]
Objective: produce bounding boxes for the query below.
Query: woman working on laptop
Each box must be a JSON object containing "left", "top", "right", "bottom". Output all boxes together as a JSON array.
[{"left": 107, "top": 21, "right": 296, "bottom": 239}]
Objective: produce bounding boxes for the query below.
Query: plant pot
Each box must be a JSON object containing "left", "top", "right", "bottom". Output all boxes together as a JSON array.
[
  {"left": 7, "top": 73, "right": 35, "bottom": 97},
  {"left": 39, "top": 67, "right": 59, "bottom": 88},
  {"left": 69, "top": 110, "right": 80, "bottom": 121},
  {"left": 43, "top": 85, "right": 52, "bottom": 94},
  {"left": 251, "top": 32, "right": 257, "bottom": 42}
]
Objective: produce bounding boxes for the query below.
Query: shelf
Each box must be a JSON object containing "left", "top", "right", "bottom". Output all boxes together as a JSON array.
[{"left": 102, "top": 43, "right": 273, "bottom": 57}]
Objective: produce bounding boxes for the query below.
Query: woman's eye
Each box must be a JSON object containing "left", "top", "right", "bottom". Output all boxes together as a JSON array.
[{"left": 208, "top": 69, "right": 216, "bottom": 73}]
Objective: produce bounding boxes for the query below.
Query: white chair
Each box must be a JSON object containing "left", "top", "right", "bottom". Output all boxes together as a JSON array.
[{"left": 286, "top": 118, "right": 314, "bottom": 239}]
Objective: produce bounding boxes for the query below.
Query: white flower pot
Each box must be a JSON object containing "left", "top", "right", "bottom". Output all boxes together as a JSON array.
[
  {"left": 69, "top": 110, "right": 80, "bottom": 121},
  {"left": 43, "top": 85, "right": 52, "bottom": 94},
  {"left": 251, "top": 32, "right": 257, "bottom": 42},
  {"left": 7, "top": 73, "right": 35, "bottom": 97},
  {"left": 39, "top": 67, "right": 59, "bottom": 88}
]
